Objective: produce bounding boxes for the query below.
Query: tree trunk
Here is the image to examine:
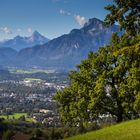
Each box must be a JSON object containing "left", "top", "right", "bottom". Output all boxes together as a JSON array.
[
  {"left": 116, "top": 101, "right": 123, "bottom": 123},
  {"left": 116, "top": 113, "right": 123, "bottom": 123}
]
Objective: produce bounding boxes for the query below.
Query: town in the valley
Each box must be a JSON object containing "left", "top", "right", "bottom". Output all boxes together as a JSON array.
[{"left": 0, "top": 67, "right": 69, "bottom": 127}]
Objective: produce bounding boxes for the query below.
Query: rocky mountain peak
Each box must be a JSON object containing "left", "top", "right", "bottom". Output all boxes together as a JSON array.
[
  {"left": 0, "top": 31, "right": 49, "bottom": 51},
  {"left": 83, "top": 18, "right": 105, "bottom": 33},
  {"left": 32, "top": 30, "right": 42, "bottom": 37}
]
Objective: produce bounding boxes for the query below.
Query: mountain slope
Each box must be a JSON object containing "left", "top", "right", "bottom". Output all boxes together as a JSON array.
[
  {"left": 17, "top": 18, "right": 122, "bottom": 69},
  {"left": 0, "top": 47, "right": 17, "bottom": 66},
  {"left": 0, "top": 31, "right": 49, "bottom": 51},
  {"left": 65, "top": 119, "right": 140, "bottom": 140}
]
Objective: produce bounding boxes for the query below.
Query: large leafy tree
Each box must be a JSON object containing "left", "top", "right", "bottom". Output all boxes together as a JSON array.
[
  {"left": 55, "top": 37, "right": 140, "bottom": 125},
  {"left": 54, "top": 0, "right": 140, "bottom": 126}
]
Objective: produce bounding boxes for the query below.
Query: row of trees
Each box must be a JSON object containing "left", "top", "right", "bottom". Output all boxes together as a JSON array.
[{"left": 54, "top": 0, "right": 140, "bottom": 127}]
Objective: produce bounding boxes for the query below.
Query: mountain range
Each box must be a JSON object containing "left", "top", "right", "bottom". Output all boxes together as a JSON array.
[
  {"left": 0, "top": 18, "right": 122, "bottom": 69},
  {"left": 0, "top": 31, "right": 49, "bottom": 51}
]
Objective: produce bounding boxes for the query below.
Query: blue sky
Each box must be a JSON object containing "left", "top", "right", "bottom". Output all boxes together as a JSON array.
[{"left": 0, "top": 0, "right": 112, "bottom": 40}]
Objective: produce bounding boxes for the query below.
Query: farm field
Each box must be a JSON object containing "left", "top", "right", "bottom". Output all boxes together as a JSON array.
[
  {"left": 9, "top": 68, "right": 55, "bottom": 74},
  {"left": 0, "top": 113, "right": 35, "bottom": 122}
]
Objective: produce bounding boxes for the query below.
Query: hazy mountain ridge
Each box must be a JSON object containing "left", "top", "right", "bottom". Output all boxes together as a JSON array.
[
  {"left": 0, "top": 18, "right": 122, "bottom": 69},
  {"left": 0, "top": 47, "right": 17, "bottom": 66},
  {"left": 17, "top": 18, "right": 122, "bottom": 69},
  {"left": 0, "top": 31, "right": 49, "bottom": 51}
]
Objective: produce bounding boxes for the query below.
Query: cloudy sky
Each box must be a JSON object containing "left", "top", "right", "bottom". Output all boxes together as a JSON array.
[{"left": 0, "top": 0, "right": 112, "bottom": 40}]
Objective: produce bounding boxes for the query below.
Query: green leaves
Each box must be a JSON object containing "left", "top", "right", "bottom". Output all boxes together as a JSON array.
[
  {"left": 54, "top": 35, "right": 140, "bottom": 125},
  {"left": 54, "top": 0, "right": 140, "bottom": 126},
  {"left": 105, "top": 0, "right": 140, "bottom": 36}
]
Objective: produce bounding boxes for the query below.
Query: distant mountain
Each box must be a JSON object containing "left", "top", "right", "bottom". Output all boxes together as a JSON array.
[
  {"left": 0, "top": 47, "right": 17, "bottom": 66},
  {"left": 17, "top": 18, "right": 122, "bottom": 69},
  {"left": 0, "top": 31, "right": 49, "bottom": 51}
]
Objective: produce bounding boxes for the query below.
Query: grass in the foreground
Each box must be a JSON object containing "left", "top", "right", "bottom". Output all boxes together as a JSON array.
[{"left": 65, "top": 119, "right": 140, "bottom": 140}]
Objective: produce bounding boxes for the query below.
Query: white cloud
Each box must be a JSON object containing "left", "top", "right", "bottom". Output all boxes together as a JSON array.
[
  {"left": 52, "top": 0, "right": 61, "bottom": 2},
  {"left": 52, "top": 0, "right": 68, "bottom": 3},
  {"left": 59, "top": 9, "right": 71, "bottom": 16},
  {"left": 59, "top": 9, "right": 87, "bottom": 27},
  {"left": 60, "top": 9, "right": 65, "bottom": 15},
  {"left": 74, "top": 15, "right": 86, "bottom": 26},
  {"left": 17, "top": 28, "right": 22, "bottom": 32},
  {"left": 0, "top": 27, "right": 13, "bottom": 34},
  {"left": 27, "top": 27, "right": 32, "bottom": 33}
]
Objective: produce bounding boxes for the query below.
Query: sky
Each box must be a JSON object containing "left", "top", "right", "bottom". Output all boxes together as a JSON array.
[{"left": 0, "top": 0, "right": 112, "bottom": 41}]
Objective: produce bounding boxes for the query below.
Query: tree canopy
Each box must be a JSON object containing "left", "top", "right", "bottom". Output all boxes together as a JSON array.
[
  {"left": 105, "top": 0, "right": 140, "bottom": 36},
  {"left": 54, "top": 0, "right": 140, "bottom": 127}
]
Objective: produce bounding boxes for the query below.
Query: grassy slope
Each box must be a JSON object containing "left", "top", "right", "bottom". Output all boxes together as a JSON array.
[{"left": 65, "top": 119, "right": 140, "bottom": 140}]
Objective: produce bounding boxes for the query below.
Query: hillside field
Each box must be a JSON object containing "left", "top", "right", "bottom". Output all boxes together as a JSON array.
[
  {"left": 65, "top": 119, "right": 140, "bottom": 140},
  {"left": 0, "top": 113, "right": 35, "bottom": 122}
]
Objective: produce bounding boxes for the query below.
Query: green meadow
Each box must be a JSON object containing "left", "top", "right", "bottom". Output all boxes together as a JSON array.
[
  {"left": 65, "top": 119, "right": 140, "bottom": 140},
  {"left": 24, "top": 78, "right": 42, "bottom": 81},
  {"left": 0, "top": 113, "right": 35, "bottom": 122},
  {"left": 14, "top": 69, "right": 55, "bottom": 74}
]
